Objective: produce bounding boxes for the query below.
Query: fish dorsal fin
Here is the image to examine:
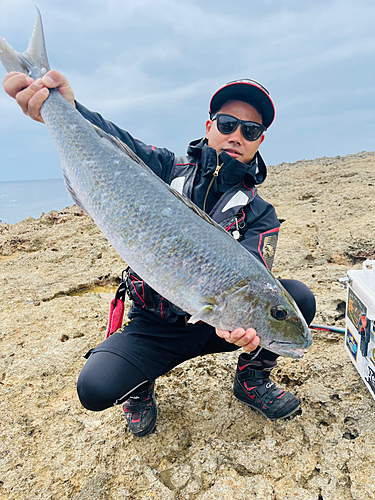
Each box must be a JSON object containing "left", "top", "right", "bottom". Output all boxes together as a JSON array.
[
  {"left": 91, "top": 124, "right": 150, "bottom": 169},
  {"left": 169, "top": 187, "right": 233, "bottom": 237},
  {"left": 91, "top": 124, "right": 235, "bottom": 239}
]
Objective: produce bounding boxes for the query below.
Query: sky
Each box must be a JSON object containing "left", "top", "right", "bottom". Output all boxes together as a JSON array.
[{"left": 0, "top": 0, "right": 374, "bottom": 182}]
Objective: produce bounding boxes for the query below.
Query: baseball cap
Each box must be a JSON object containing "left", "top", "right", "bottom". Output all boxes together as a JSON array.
[{"left": 209, "top": 79, "right": 275, "bottom": 129}]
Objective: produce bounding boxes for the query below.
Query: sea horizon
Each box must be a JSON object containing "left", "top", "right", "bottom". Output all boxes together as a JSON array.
[{"left": 0, "top": 178, "right": 74, "bottom": 225}]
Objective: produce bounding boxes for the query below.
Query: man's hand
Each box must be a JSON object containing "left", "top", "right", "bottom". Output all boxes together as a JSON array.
[
  {"left": 216, "top": 327, "right": 260, "bottom": 353},
  {"left": 2, "top": 70, "right": 75, "bottom": 123}
]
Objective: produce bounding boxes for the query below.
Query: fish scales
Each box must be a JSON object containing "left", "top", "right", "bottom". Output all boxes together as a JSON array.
[
  {"left": 0, "top": 8, "right": 313, "bottom": 358},
  {"left": 43, "top": 90, "right": 255, "bottom": 309}
]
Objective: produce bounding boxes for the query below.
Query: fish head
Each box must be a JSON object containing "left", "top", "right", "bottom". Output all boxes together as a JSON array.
[
  {"left": 210, "top": 277, "right": 313, "bottom": 358},
  {"left": 253, "top": 279, "right": 313, "bottom": 358}
]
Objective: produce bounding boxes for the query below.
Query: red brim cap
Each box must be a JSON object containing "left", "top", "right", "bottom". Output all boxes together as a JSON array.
[{"left": 209, "top": 79, "right": 275, "bottom": 129}]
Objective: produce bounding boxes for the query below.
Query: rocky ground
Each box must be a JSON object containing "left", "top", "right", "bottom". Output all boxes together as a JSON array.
[{"left": 1, "top": 150, "right": 375, "bottom": 500}]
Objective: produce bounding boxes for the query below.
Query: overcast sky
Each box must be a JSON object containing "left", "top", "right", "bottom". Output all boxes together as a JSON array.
[{"left": 0, "top": 0, "right": 374, "bottom": 182}]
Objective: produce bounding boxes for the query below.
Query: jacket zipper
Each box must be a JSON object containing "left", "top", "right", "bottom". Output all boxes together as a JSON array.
[{"left": 203, "top": 155, "right": 223, "bottom": 212}]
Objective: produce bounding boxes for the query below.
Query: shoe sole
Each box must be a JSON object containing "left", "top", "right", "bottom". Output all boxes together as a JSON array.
[{"left": 233, "top": 392, "right": 301, "bottom": 420}]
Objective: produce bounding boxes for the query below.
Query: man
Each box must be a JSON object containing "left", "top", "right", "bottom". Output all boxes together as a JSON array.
[{"left": 3, "top": 73, "right": 316, "bottom": 436}]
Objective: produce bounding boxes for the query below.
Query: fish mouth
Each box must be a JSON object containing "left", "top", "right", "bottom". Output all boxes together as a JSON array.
[
  {"left": 267, "top": 340, "right": 308, "bottom": 359},
  {"left": 282, "top": 348, "right": 305, "bottom": 359},
  {"left": 273, "top": 345, "right": 305, "bottom": 359}
]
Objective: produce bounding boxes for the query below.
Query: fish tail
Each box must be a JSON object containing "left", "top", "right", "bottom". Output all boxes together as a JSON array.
[{"left": 0, "top": 7, "right": 50, "bottom": 78}]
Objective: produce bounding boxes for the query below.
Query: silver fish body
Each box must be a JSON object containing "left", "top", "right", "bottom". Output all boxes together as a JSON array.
[{"left": 0, "top": 9, "right": 312, "bottom": 358}]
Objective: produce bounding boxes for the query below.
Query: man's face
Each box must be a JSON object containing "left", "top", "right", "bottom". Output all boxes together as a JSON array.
[{"left": 205, "top": 100, "right": 265, "bottom": 164}]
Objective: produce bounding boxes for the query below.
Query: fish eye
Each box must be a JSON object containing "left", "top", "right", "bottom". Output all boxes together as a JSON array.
[{"left": 271, "top": 306, "right": 288, "bottom": 321}]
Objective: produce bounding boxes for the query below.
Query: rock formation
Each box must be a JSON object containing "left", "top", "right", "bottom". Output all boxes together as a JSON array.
[{"left": 1, "top": 151, "right": 375, "bottom": 500}]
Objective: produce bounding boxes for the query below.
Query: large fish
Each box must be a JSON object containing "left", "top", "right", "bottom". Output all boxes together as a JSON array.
[{"left": 0, "top": 9, "right": 312, "bottom": 358}]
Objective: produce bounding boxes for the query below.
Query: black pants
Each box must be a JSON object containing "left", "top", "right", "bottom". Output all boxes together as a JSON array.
[{"left": 77, "top": 279, "right": 315, "bottom": 411}]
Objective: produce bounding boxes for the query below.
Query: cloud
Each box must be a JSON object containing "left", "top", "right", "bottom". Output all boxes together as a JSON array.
[{"left": 0, "top": 0, "right": 375, "bottom": 181}]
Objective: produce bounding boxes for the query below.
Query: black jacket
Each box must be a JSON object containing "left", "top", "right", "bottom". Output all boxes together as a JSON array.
[{"left": 76, "top": 102, "right": 280, "bottom": 321}]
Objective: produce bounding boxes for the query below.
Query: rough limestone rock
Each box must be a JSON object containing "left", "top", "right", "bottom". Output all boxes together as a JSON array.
[{"left": 1, "top": 150, "right": 375, "bottom": 500}]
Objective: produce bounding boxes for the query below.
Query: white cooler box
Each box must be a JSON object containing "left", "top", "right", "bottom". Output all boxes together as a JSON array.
[{"left": 342, "top": 260, "right": 375, "bottom": 400}]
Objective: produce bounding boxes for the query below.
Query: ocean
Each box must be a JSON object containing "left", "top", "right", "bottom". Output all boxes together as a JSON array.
[{"left": 0, "top": 178, "right": 74, "bottom": 225}]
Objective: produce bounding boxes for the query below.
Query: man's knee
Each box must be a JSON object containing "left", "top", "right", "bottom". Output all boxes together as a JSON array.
[
  {"left": 76, "top": 351, "right": 148, "bottom": 411},
  {"left": 77, "top": 367, "right": 111, "bottom": 411}
]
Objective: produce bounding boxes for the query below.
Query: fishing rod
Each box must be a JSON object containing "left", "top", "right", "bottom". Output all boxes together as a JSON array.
[{"left": 309, "top": 323, "right": 346, "bottom": 334}]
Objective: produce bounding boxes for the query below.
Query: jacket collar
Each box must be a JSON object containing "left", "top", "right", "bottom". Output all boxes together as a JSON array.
[{"left": 187, "top": 138, "right": 267, "bottom": 186}]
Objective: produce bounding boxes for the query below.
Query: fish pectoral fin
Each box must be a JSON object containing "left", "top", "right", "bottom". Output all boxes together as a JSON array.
[{"left": 188, "top": 304, "right": 216, "bottom": 324}]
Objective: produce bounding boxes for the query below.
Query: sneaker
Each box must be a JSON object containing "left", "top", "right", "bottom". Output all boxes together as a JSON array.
[
  {"left": 122, "top": 381, "right": 157, "bottom": 437},
  {"left": 233, "top": 354, "right": 300, "bottom": 420}
]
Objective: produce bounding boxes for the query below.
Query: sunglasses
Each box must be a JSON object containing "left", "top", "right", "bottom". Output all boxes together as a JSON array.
[{"left": 212, "top": 113, "right": 266, "bottom": 142}]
